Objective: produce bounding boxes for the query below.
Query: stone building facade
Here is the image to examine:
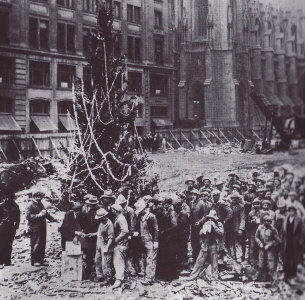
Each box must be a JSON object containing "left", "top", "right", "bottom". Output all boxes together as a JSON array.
[
  {"left": 0, "top": 0, "right": 176, "bottom": 135},
  {"left": 177, "top": 0, "right": 305, "bottom": 129}
]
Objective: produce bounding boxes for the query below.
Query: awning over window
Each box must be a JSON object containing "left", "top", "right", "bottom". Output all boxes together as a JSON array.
[
  {"left": 31, "top": 116, "right": 58, "bottom": 132},
  {"left": 59, "top": 116, "right": 77, "bottom": 131},
  {"left": 0, "top": 114, "right": 22, "bottom": 132},
  {"left": 152, "top": 118, "right": 173, "bottom": 127}
]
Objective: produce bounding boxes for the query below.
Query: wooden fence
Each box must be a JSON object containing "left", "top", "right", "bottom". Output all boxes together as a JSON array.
[
  {"left": 156, "top": 127, "right": 260, "bottom": 149},
  {"left": 0, "top": 133, "right": 73, "bottom": 162}
]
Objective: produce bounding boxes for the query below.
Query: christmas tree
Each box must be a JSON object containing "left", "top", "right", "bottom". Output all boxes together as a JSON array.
[{"left": 62, "top": 3, "right": 157, "bottom": 203}]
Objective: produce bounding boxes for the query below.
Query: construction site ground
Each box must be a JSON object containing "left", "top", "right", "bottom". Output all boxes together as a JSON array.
[{"left": 1, "top": 149, "right": 305, "bottom": 300}]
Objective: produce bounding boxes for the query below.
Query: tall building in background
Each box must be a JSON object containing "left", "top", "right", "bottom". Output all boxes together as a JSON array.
[
  {"left": 177, "top": 0, "right": 305, "bottom": 130},
  {"left": 0, "top": 0, "right": 304, "bottom": 136},
  {"left": 0, "top": 0, "right": 176, "bottom": 135}
]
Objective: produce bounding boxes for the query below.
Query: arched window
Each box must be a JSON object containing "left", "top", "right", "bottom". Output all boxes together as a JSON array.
[
  {"left": 265, "top": 21, "right": 272, "bottom": 48},
  {"left": 243, "top": 17, "right": 249, "bottom": 46},
  {"left": 254, "top": 18, "right": 261, "bottom": 46}
]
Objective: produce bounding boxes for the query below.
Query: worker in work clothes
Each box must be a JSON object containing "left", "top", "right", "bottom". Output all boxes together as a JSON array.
[
  {"left": 93, "top": 208, "right": 114, "bottom": 285},
  {"left": 115, "top": 194, "right": 137, "bottom": 276},
  {"left": 188, "top": 210, "right": 224, "bottom": 280},
  {"left": 226, "top": 192, "right": 245, "bottom": 261},
  {"left": 247, "top": 199, "right": 262, "bottom": 266},
  {"left": 191, "top": 189, "right": 211, "bottom": 261},
  {"left": 181, "top": 177, "right": 196, "bottom": 206},
  {"left": 255, "top": 215, "right": 281, "bottom": 282},
  {"left": 25, "top": 191, "right": 56, "bottom": 266},
  {"left": 111, "top": 203, "right": 129, "bottom": 289},
  {"left": 210, "top": 189, "right": 232, "bottom": 261},
  {"left": 0, "top": 192, "right": 20, "bottom": 266},
  {"left": 135, "top": 197, "right": 159, "bottom": 285},
  {"left": 80, "top": 195, "right": 99, "bottom": 280}
]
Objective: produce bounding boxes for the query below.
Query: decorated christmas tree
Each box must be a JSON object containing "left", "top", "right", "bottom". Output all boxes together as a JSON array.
[{"left": 62, "top": 3, "right": 158, "bottom": 203}]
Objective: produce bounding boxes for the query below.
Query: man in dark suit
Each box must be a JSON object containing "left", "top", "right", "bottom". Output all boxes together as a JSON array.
[
  {"left": 282, "top": 204, "right": 304, "bottom": 283},
  {"left": 58, "top": 202, "right": 85, "bottom": 250}
]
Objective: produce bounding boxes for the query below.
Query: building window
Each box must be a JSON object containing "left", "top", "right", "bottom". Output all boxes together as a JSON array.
[
  {"left": 29, "top": 61, "right": 50, "bottom": 87},
  {"left": 57, "top": 0, "right": 74, "bottom": 8},
  {"left": 154, "top": 11, "right": 162, "bottom": 28},
  {"left": 127, "top": 5, "right": 141, "bottom": 24},
  {"left": 113, "top": 33, "right": 121, "bottom": 57},
  {"left": 0, "top": 10, "right": 9, "bottom": 44},
  {"left": 128, "top": 72, "right": 142, "bottom": 93},
  {"left": 154, "top": 38, "right": 163, "bottom": 64},
  {"left": 127, "top": 5, "right": 133, "bottom": 22},
  {"left": 83, "top": 28, "right": 91, "bottom": 55},
  {"left": 105, "top": 0, "right": 112, "bottom": 10},
  {"left": 58, "top": 100, "right": 73, "bottom": 115},
  {"left": 291, "top": 25, "right": 297, "bottom": 53},
  {"left": 150, "top": 74, "right": 168, "bottom": 96},
  {"left": 83, "top": 0, "right": 96, "bottom": 13},
  {"left": 0, "top": 97, "right": 13, "bottom": 114},
  {"left": 137, "top": 102, "right": 144, "bottom": 118},
  {"left": 57, "top": 64, "right": 76, "bottom": 88},
  {"left": 151, "top": 106, "right": 168, "bottom": 118},
  {"left": 30, "top": 100, "right": 50, "bottom": 115},
  {"left": 83, "top": 65, "right": 92, "bottom": 94},
  {"left": 114, "top": 1, "right": 121, "bottom": 19},
  {"left": 0, "top": 57, "right": 14, "bottom": 85},
  {"left": 57, "top": 23, "right": 75, "bottom": 53},
  {"left": 29, "top": 18, "right": 49, "bottom": 50},
  {"left": 127, "top": 36, "right": 141, "bottom": 62}
]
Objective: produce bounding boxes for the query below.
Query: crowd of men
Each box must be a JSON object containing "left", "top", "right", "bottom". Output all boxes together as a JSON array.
[{"left": 0, "top": 166, "right": 304, "bottom": 290}]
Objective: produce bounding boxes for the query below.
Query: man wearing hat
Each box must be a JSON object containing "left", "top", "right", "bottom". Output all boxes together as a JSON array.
[
  {"left": 255, "top": 215, "right": 281, "bottom": 282},
  {"left": 226, "top": 192, "right": 245, "bottom": 261},
  {"left": 274, "top": 199, "right": 286, "bottom": 258},
  {"left": 214, "top": 180, "right": 225, "bottom": 193},
  {"left": 58, "top": 202, "right": 84, "bottom": 251},
  {"left": 190, "top": 189, "right": 211, "bottom": 261},
  {"left": 182, "top": 177, "right": 196, "bottom": 206},
  {"left": 93, "top": 208, "right": 114, "bottom": 284},
  {"left": 25, "top": 190, "right": 56, "bottom": 266},
  {"left": 195, "top": 173, "right": 204, "bottom": 190},
  {"left": 135, "top": 198, "right": 159, "bottom": 285},
  {"left": 111, "top": 203, "right": 129, "bottom": 288},
  {"left": 201, "top": 177, "right": 212, "bottom": 191},
  {"left": 282, "top": 204, "right": 304, "bottom": 283},
  {"left": 260, "top": 200, "right": 275, "bottom": 223},
  {"left": 227, "top": 173, "right": 239, "bottom": 190},
  {"left": 115, "top": 194, "right": 137, "bottom": 276},
  {"left": 188, "top": 210, "right": 224, "bottom": 280},
  {"left": 287, "top": 191, "right": 305, "bottom": 217},
  {"left": 247, "top": 199, "right": 262, "bottom": 266},
  {"left": 100, "top": 190, "right": 115, "bottom": 221},
  {"left": 80, "top": 194, "right": 99, "bottom": 279}
]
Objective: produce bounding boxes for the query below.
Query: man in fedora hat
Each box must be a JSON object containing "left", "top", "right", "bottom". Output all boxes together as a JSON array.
[
  {"left": 260, "top": 200, "right": 275, "bottom": 223},
  {"left": 182, "top": 177, "right": 196, "bottom": 206},
  {"left": 195, "top": 173, "right": 204, "bottom": 190},
  {"left": 25, "top": 190, "right": 56, "bottom": 266},
  {"left": 191, "top": 189, "right": 211, "bottom": 260},
  {"left": 135, "top": 197, "right": 159, "bottom": 285},
  {"left": 100, "top": 190, "right": 115, "bottom": 221},
  {"left": 111, "top": 203, "right": 129, "bottom": 288},
  {"left": 188, "top": 210, "right": 224, "bottom": 280},
  {"left": 93, "top": 208, "right": 114, "bottom": 284},
  {"left": 80, "top": 194, "right": 99, "bottom": 279},
  {"left": 226, "top": 192, "right": 245, "bottom": 261},
  {"left": 247, "top": 199, "right": 262, "bottom": 266},
  {"left": 255, "top": 215, "right": 281, "bottom": 282},
  {"left": 287, "top": 191, "right": 305, "bottom": 217},
  {"left": 115, "top": 194, "right": 137, "bottom": 276}
]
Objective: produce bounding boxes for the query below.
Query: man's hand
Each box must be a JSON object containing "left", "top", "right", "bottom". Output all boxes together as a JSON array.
[
  {"left": 264, "top": 245, "right": 269, "bottom": 250},
  {"left": 38, "top": 210, "right": 46, "bottom": 217},
  {"left": 195, "top": 222, "right": 199, "bottom": 226},
  {"left": 238, "top": 229, "right": 243, "bottom": 236},
  {"left": 259, "top": 243, "right": 264, "bottom": 249},
  {"left": 153, "top": 242, "right": 159, "bottom": 250}
]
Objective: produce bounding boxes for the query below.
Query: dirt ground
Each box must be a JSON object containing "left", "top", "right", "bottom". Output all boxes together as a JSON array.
[{"left": 1, "top": 149, "right": 305, "bottom": 300}]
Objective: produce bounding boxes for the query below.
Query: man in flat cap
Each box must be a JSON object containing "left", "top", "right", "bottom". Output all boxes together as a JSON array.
[{"left": 26, "top": 190, "right": 56, "bottom": 266}]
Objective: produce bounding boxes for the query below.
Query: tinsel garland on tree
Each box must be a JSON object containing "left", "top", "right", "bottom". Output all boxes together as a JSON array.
[{"left": 62, "top": 3, "right": 158, "bottom": 203}]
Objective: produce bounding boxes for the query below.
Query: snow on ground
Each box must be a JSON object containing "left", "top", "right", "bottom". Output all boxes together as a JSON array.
[{"left": 0, "top": 149, "right": 305, "bottom": 299}]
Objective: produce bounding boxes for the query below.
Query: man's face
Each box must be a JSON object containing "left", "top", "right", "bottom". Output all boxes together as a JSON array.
[
  {"left": 241, "top": 182, "right": 246, "bottom": 189},
  {"left": 262, "top": 204, "right": 269, "bottom": 210},
  {"left": 233, "top": 187, "right": 240, "bottom": 193},
  {"left": 253, "top": 203, "right": 260, "bottom": 210},
  {"left": 213, "top": 194, "right": 220, "bottom": 202},
  {"left": 274, "top": 179, "right": 280, "bottom": 188},
  {"left": 283, "top": 189, "right": 289, "bottom": 197},
  {"left": 202, "top": 193, "right": 209, "bottom": 201},
  {"left": 264, "top": 220, "right": 272, "bottom": 228},
  {"left": 290, "top": 195, "right": 296, "bottom": 202},
  {"left": 231, "top": 197, "right": 239, "bottom": 204},
  {"left": 265, "top": 191, "right": 271, "bottom": 198},
  {"left": 279, "top": 207, "right": 286, "bottom": 214},
  {"left": 203, "top": 180, "right": 210, "bottom": 186},
  {"left": 34, "top": 196, "right": 42, "bottom": 202},
  {"left": 217, "top": 184, "right": 223, "bottom": 191},
  {"left": 248, "top": 186, "right": 255, "bottom": 192},
  {"left": 288, "top": 209, "right": 295, "bottom": 218},
  {"left": 186, "top": 182, "right": 194, "bottom": 190}
]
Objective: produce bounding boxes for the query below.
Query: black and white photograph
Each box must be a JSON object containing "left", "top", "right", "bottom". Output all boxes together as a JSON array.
[{"left": 0, "top": 0, "right": 305, "bottom": 299}]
